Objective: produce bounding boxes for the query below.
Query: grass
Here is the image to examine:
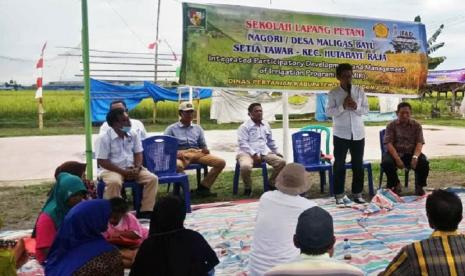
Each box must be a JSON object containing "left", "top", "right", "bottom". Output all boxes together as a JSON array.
[
  {"left": 2, "top": 157, "right": 465, "bottom": 230},
  {"left": 0, "top": 90, "right": 464, "bottom": 137}
]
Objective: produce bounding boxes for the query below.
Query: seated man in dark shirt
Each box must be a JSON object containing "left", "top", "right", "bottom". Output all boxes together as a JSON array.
[{"left": 381, "top": 102, "right": 429, "bottom": 195}]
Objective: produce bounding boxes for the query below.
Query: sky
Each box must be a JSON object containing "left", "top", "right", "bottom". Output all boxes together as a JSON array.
[{"left": 1, "top": 0, "right": 464, "bottom": 85}]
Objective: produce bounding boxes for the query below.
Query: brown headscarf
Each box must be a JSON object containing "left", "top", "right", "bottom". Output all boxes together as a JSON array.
[{"left": 54, "top": 161, "right": 87, "bottom": 180}]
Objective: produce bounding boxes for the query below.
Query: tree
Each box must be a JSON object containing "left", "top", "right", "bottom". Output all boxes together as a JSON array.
[{"left": 415, "top": 15, "right": 446, "bottom": 69}]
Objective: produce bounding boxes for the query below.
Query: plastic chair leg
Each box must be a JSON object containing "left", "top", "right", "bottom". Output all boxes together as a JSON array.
[
  {"left": 132, "top": 185, "right": 143, "bottom": 215},
  {"left": 404, "top": 169, "right": 409, "bottom": 187},
  {"left": 196, "top": 168, "right": 201, "bottom": 187},
  {"left": 233, "top": 162, "right": 240, "bottom": 195},
  {"left": 262, "top": 163, "right": 269, "bottom": 192},
  {"left": 328, "top": 168, "right": 334, "bottom": 196},
  {"left": 97, "top": 181, "right": 105, "bottom": 199},
  {"left": 366, "top": 163, "right": 374, "bottom": 196},
  {"left": 379, "top": 169, "right": 384, "bottom": 190},
  {"left": 181, "top": 179, "right": 191, "bottom": 213},
  {"left": 173, "top": 183, "right": 181, "bottom": 195},
  {"left": 319, "top": 171, "right": 326, "bottom": 193}
]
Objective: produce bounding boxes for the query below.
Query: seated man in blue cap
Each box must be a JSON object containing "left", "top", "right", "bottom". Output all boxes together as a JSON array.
[{"left": 265, "top": 206, "right": 364, "bottom": 276}]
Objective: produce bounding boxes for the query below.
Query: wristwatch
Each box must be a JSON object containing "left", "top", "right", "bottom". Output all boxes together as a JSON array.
[{"left": 412, "top": 155, "right": 418, "bottom": 159}]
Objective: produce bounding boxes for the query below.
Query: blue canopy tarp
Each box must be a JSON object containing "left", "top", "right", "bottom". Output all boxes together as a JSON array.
[
  {"left": 143, "top": 82, "right": 212, "bottom": 101},
  {"left": 90, "top": 79, "right": 212, "bottom": 122}
]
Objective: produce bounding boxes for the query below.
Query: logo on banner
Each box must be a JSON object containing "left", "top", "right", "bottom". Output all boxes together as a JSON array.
[
  {"left": 373, "top": 23, "right": 389, "bottom": 38},
  {"left": 188, "top": 8, "right": 206, "bottom": 29}
]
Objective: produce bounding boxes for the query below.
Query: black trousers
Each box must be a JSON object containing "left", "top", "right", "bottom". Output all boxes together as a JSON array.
[
  {"left": 381, "top": 153, "right": 429, "bottom": 188},
  {"left": 333, "top": 136, "right": 365, "bottom": 195}
]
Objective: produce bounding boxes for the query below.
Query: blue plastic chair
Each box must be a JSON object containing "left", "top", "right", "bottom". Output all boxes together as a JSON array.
[
  {"left": 97, "top": 180, "right": 143, "bottom": 216},
  {"left": 300, "top": 125, "right": 331, "bottom": 155},
  {"left": 233, "top": 160, "right": 269, "bottom": 195},
  {"left": 379, "top": 129, "right": 410, "bottom": 189},
  {"left": 292, "top": 131, "right": 334, "bottom": 195},
  {"left": 143, "top": 135, "right": 191, "bottom": 212},
  {"left": 301, "top": 125, "right": 375, "bottom": 196}
]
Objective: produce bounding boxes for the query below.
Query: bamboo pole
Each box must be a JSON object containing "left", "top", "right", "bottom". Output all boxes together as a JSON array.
[
  {"left": 38, "top": 98, "right": 44, "bottom": 129},
  {"left": 81, "top": 0, "right": 93, "bottom": 180},
  {"left": 196, "top": 98, "right": 200, "bottom": 125},
  {"left": 152, "top": 101, "right": 158, "bottom": 123}
]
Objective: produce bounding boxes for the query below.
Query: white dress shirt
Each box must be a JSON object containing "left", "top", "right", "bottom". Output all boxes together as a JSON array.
[
  {"left": 96, "top": 128, "right": 143, "bottom": 175},
  {"left": 326, "top": 85, "right": 369, "bottom": 140},
  {"left": 237, "top": 119, "right": 278, "bottom": 156}
]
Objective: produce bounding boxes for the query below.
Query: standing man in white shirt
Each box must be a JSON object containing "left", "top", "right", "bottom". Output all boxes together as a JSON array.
[
  {"left": 326, "top": 63, "right": 369, "bottom": 206},
  {"left": 237, "top": 103, "right": 286, "bottom": 196}
]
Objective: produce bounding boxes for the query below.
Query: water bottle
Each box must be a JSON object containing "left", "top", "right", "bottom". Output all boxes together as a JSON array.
[{"left": 343, "top": 238, "right": 352, "bottom": 260}]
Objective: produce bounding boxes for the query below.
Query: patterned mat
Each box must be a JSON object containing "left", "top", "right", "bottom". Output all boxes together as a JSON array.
[{"left": 4, "top": 191, "right": 465, "bottom": 276}]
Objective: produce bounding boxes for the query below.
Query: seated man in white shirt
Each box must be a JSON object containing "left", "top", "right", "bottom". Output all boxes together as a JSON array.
[
  {"left": 237, "top": 103, "right": 286, "bottom": 196},
  {"left": 99, "top": 100, "right": 147, "bottom": 140},
  {"left": 248, "top": 163, "right": 316, "bottom": 276},
  {"left": 97, "top": 108, "right": 158, "bottom": 219},
  {"left": 265, "top": 206, "right": 364, "bottom": 276}
]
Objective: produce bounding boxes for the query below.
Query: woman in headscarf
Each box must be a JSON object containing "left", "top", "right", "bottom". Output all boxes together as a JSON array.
[
  {"left": 53, "top": 161, "right": 96, "bottom": 199},
  {"left": 130, "top": 195, "right": 219, "bottom": 276},
  {"left": 33, "top": 172, "right": 87, "bottom": 264},
  {"left": 45, "top": 199, "right": 124, "bottom": 276}
]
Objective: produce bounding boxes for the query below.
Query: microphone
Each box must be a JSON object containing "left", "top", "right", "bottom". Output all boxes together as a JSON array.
[{"left": 347, "top": 84, "right": 351, "bottom": 96}]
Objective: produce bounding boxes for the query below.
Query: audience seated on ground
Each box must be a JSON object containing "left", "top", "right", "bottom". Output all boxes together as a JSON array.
[
  {"left": 45, "top": 199, "right": 123, "bottom": 276},
  {"left": 382, "top": 189, "right": 465, "bottom": 275},
  {"left": 0, "top": 219, "right": 28, "bottom": 275},
  {"left": 32, "top": 172, "right": 87, "bottom": 264},
  {"left": 248, "top": 163, "right": 317, "bottom": 276},
  {"left": 103, "top": 197, "right": 148, "bottom": 268},
  {"left": 130, "top": 195, "right": 219, "bottom": 276},
  {"left": 53, "top": 161, "right": 96, "bottom": 199},
  {"left": 265, "top": 206, "right": 364, "bottom": 276}
]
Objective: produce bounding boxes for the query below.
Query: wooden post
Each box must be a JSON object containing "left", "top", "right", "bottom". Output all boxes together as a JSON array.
[
  {"left": 152, "top": 100, "right": 157, "bottom": 123},
  {"left": 38, "top": 98, "right": 44, "bottom": 129},
  {"left": 196, "top": 98, "right": 200, "bottom": 125},
  {"left": 154, "top": 0, "right": 161, "bottom": 83}
]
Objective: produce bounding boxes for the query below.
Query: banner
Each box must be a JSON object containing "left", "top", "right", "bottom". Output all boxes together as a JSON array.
[
  {"left": 180, "top": 3, "right": 428, "bottom": 94},
  {"left": 427, "top": 68, "right": 465, "bottom": 85}
]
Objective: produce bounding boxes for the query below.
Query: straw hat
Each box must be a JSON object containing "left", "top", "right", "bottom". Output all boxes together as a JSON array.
[{"left": 275, "top": 163, "right": 311, "bottom": 195}]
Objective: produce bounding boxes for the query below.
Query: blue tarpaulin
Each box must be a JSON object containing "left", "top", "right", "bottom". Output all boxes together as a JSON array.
[
  {"left": 143, "top": 82, "right": 212, "bottom": 101},
  {"left": 90, "top": 79, "right": 212, "bottom": 122},
  {"left": 315, "top": 93, "right": 329, "bottom": 121}
]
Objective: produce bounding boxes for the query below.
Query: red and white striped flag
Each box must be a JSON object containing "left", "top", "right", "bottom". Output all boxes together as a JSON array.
[
  {"left": 35, "top": 42, "right": 47, "bottom": 99},
  {"left": 148, "top": 41, "right": 158, "bottom": 49}
]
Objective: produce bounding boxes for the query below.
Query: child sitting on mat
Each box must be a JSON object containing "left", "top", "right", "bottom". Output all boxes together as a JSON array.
[{"left": 103, "top": 197, "right": 148, "bottom": 268}]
